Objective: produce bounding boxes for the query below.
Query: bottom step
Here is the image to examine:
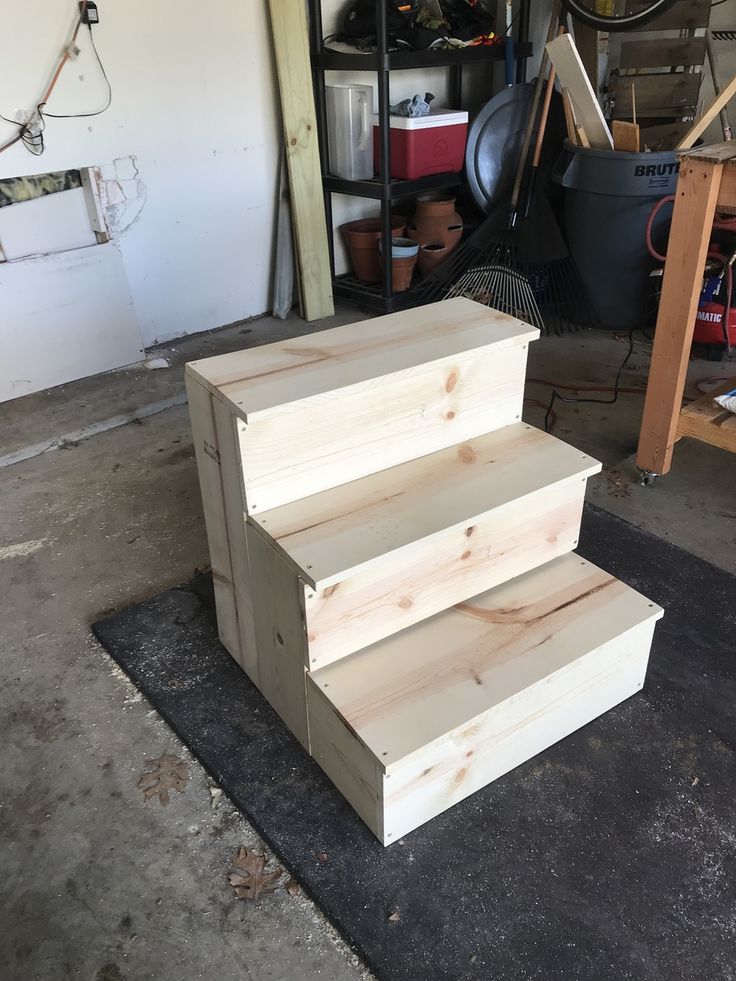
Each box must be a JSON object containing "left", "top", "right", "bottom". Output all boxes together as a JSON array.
[{"left": 307, "top": 552, "right": 663, "bottom": 845}]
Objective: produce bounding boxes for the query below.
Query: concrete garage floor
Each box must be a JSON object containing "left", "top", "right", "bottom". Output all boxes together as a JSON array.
[{"left": 1, "top": 307, "right": 735, "bottom": 981}]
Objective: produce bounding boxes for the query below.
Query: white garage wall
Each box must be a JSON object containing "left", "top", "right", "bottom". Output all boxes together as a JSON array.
[{"left": 0, "top": 0, "right": 280, "bottom": 349}]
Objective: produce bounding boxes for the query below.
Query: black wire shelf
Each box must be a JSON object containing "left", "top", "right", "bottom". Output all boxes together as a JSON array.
[
  {"left": 333, "top": 272, "right": 431, "bottom": 313},
  {"left": 316, "top": 42, "right": 532, "bottom": 72},
  {"left": 323, "top": 171, "right": 464, "bottom": 201}
]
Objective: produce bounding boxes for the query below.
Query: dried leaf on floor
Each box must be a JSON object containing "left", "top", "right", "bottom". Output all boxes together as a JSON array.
[
  {"left": 601, "top": 466, "right": 632, "bottom": 499},
  {"left": 228, "top": 846, "right": 282, "bottom": 901},
  {"left": 388, "top": 911, "right": 401, "bottom": 923},
  {"left": 137, "top": 754, "right": 188, "bottom": 805},
  {"left": 284, "top": 877, "right": 300, "bottom": 897}
]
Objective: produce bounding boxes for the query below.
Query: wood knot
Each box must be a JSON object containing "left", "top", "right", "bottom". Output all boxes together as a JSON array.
[
  {"left": 458, "top": 444, "right": 476, "bottom": 464},
  {"left": 461, "top": 549, "right": 472, "bottom": 561},
  {"left": 445, "top": 371, "right": 458, "bottom": 393},
  {"left": 290, "top": 138, "right": 297, "bottom": 146},
  {"left": 445, "top": 409, "right": 456, "bottom": 421},
  {"left": 323, "top": 584, "right": 339, "bottom": 598},
  {"left": 398, "top": 597, "right": 413, "bottom": 609},
  {"left": 465, "top": 526, "right": 475, "bottom": 537}
]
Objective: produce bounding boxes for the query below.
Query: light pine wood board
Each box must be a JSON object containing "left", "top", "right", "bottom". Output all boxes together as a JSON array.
[
  {"left": 185, "top": 299, "right": 538, "bottom": 421},
  {"left": 267, "top": 0, "right": 333, "bottom": 322},
  {"left": 186, "top": 378, "right": 257, "bottom": 677},
  {"left": 250, "top": 423, "right": 601, "bottom": 589},
  {"left": 245, "top": 525, "right": 310, "bottom": 751},
  {"left": 303, "top": 482, "right": 587, "bottom": 669},
  {"left": 677, "top": 75, "right": 736, "bottom": 150},
  {"left": 613, "top": 120, "right": 640, "bottom": 153},
  {"left": 546, "top": 34, "right": 613, "bottom": 150},
  {"left": 611, "top": 72, "right": 701, "bottom": 119},
  {"left": 308, "top": 553, "right": 662, "bottom": 844},
  {"left": 238, "top": 342, "right": 530, "bottom": 513},
  {"left": 677, "top": 378, "right": 736, "bottom": 454}
]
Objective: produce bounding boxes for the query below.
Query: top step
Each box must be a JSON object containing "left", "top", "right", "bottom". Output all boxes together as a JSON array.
[
  {"left": 186, "top": 299, "right": 538, "bottom": 421},
  {"left": 186, "top": 299, "right": 539, "bottom": 513}
]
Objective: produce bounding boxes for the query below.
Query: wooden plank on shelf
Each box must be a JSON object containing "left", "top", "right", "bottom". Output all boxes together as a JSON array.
[
  {"left": 636, "top": 159, "right": 723, "bottom": 475},
  {"left": 611, "top": 71, "right": 701, "bottom": 118},
  {"left": 267, "top": 0, "right": 333, "bottom": 322},
  {"left": 677, "top": 379, "right": 736, "bottom": 454},
  {"left": 640, "top": 121, "right": 690, "bottom": 151},
  {"left": 546, "top": 34, "right": 613, "bottom": 149},
  {"left": 307, "top": 553, "right": 663, "bottom": 844},
  {"left": 619, "top": 36, "right": 705, "bottom": 70},
  {"left": 625, "top": 0, "right": 710, "bottom": 31}
]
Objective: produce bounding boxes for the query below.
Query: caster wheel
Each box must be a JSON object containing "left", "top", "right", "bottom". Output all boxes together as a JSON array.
[{"left": 638, "top": 468, "right": 659, "bottom": 487}]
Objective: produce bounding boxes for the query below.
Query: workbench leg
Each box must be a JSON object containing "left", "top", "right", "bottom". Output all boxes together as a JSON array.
[{"left": 636, "top": 160, "right": 723, "bottom": 477}]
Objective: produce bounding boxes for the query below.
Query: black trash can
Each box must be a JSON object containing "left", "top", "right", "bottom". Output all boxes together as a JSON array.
[{"left": 553, "top": 141, "right": 678, "bottom": 329}]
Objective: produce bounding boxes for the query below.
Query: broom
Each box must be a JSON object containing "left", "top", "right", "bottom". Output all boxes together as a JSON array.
[{"left": 419, "top": 7, "right": 592, "bottom": 334}]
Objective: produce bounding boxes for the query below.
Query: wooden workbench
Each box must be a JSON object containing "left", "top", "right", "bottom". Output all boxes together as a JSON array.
[{"left": 636, "top": 142, "right": 736, "bottom": 480}]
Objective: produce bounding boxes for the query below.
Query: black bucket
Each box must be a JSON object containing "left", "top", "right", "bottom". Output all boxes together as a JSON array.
[{"left": 553, "top": 141, "right": 678, "bottom": 329}]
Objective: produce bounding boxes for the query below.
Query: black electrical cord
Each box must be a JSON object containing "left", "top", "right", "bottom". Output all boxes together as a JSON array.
[{"left": 543, "top": 329, "right": 637, "bottom": 433}]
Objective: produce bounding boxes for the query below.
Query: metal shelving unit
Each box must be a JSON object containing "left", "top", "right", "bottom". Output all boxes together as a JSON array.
[{"left": 307, "top": 0, "right": 532, "bottom": 313}]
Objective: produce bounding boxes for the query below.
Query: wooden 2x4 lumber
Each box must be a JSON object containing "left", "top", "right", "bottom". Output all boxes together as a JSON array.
[
  {"left": 677, "top": 378, "right": 736, "bottom": 455},
  {"left": 636, "top": 159, "right": 723, "bottom": 475},
  {"left": 267, "top": 0, "right": 333, "bottom": 322}
]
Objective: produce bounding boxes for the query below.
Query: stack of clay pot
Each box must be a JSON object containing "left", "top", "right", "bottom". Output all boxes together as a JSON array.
[
  {"left": 341, "top": 217, "right": 407, "bottom": 284},
  {"left": 406, "top": 196, "right": 463, "bottom": 277}
]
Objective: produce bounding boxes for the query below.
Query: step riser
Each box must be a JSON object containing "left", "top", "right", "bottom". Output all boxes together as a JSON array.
[
  {"left": 240, "top": 343, "right": 530, "bottom": 514},
  {"left": 302, "top": 479, "right": 587, "bottom": 669},
  {"left": 308, "top": 620, "right": 657, "bottom": 845}
]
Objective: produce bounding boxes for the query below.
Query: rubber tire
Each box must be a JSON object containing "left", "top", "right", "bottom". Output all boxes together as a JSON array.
[{"left": 562, "top": 0, "right": 677, "bottom": 32}]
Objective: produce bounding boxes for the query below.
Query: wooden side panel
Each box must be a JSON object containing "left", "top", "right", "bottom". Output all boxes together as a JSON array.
[
  {"left": 303, "top": 479, "right": 587, "bottom": 670},
  {"left": 625, "top": 0, "right": 710, "bottom": 31},
  {"left": 186, "top": 376, "right": 241, "bottom": 663},
  {"left": 618, "top": 37, "right": 705, "bottom": 70},
  {"left": 611, "top": 72, "right": 701, "bottom": 119},
  {"left": 240, "top": 343, "right": 529, "bottom": 513},
  {"left": 381, "top": 621, "right": 656, "bottom": 844},
  {"left": 245, "top": 526, "right": 310, "bottom": 751},
  {"left": 307, "top": 681, "right": 384, "bottom": 838}
]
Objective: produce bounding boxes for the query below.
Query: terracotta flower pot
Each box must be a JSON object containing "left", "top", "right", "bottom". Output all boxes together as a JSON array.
[
  {"left": 417, "top": 242, "right": 448, "bottom": 277},
  {"left": 341, "top": 217, "right": 407, "bottom": 283},
  {"left": 391, "top": 254, "right": 417, "bottom": 292},
  {"left": 407, "top": 197, "right": 463, "bottom": 264}
]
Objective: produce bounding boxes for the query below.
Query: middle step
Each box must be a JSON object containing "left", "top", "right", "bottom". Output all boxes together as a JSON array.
[{"left": 247, "top": 423, "right": 601, "bottom": 674}]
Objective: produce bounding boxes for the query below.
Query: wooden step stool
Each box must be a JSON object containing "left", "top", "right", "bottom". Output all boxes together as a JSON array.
[{"left": 186, "top": 298, "right": 663, "bottom": 844}]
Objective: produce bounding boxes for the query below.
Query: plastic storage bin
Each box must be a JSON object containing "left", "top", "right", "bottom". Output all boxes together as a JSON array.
[
  {"left": 326, "top": 84, "right": 374, "bottom": 180},
  {"left": 373, "top": 109, "right": 468, "bottom": 180}
]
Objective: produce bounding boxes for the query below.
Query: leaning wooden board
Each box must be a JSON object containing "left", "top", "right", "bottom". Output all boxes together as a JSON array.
[
  {"left": 546, "top": 34, "right": 613, "bottom": 150},
  {"left": 267, "top": 0, "right": 333, "bottom": 321}
]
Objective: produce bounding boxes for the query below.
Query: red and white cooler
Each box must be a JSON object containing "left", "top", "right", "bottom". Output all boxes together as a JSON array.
[{"left": 373, "top": 109, "right": 468, "bottom": 180}]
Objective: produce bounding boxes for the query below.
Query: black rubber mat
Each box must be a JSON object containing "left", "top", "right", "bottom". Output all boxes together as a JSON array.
[{"left": 93, "top": 505, "right": 736, "bottom": 981}]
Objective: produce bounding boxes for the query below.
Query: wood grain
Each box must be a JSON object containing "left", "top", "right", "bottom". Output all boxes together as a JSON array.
[
  {"left": 267, "top": 0, "right": 333, "bottom": 321},
  {"left": 238, "top": 342, "right": 530, "bottom": 513},
  {"left": 186, "top": 298, "right": 538, "bottom": 420},
  {"left": 637, "top": 160, "right": 723, "bottom": 475},
  {"left": 677, "top": 378, "right": 736, "bottom": 454},
  {"left": 308, "top": 553, "right": 663, "bottom": 844},
  {"left": 618, "top": 37, "right": 705, "bottom": 70},
  {"left": 250, "top": 423, "right": 600, "bottom": 589}
]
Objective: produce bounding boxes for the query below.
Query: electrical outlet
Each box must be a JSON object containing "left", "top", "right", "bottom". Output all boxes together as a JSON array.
[{"left": 79, "top": 1, "right": 99, "bottom": 24}]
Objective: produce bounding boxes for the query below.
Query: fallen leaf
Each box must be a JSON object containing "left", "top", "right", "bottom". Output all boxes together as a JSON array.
[
  {"left": 388, "top": 911, "right": 401, "bottom": 923},
  {"left": 137, "top": 754, "right": 188, "bottom": 805},
  {"left": 692, "top": 776, "right": 700, "bottom": 787},
  {"left": 228, "top": 847, "right": 282, "bottom": 901},
  {"left": 284, "top": 878, "right": 300, "bottom": 897},
  {"left": 317, "top": 851, "right": 329, "bottom": 864},
  {"left": 601, "top": 466, "right": 632, "bottom": 499}
]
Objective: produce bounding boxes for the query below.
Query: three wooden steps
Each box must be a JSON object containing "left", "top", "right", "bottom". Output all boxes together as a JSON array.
[{"left": 186, "top": 298, "right": 663, "bottom": 844}]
